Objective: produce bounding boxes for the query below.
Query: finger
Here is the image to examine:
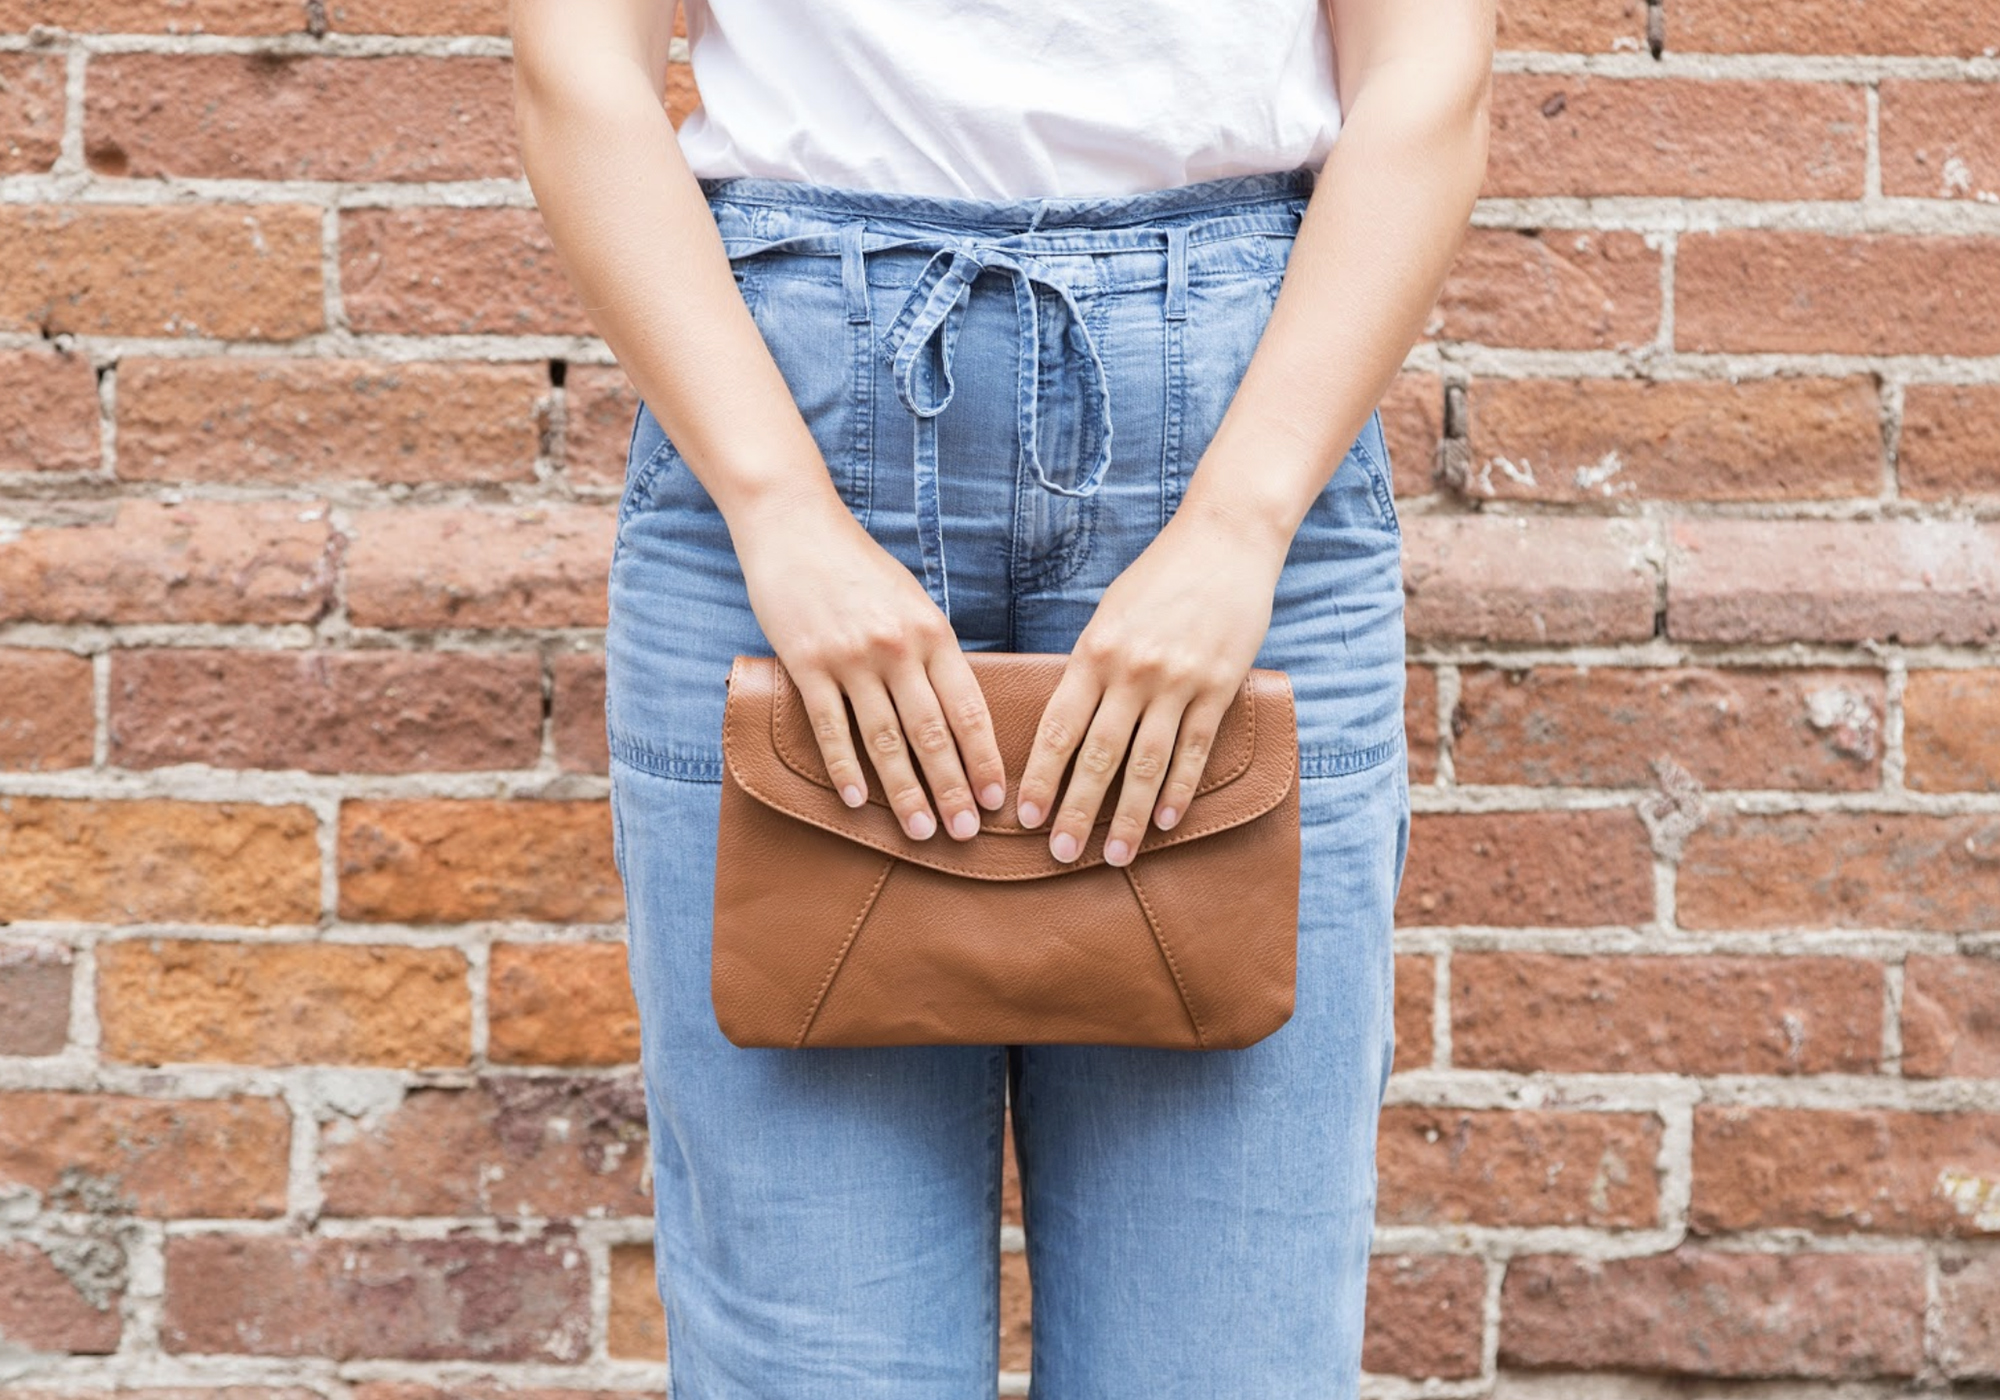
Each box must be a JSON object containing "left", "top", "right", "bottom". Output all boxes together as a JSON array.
[
  {"left": 1045, "top": 683, "right": 1145, "bottom": 864},
  {"left": 925, "top": 647, "right": 1009, "bottom": 816},
  {"left": 1153, "top": 687, "right": 1234, "bottom": 831},
  {"left": 1101, "top": 693, "right": 1188, "bottom": 866},
  {"left": 1015, "top": 664, "right": 1103, "bottom": 832},
  {"left": 794, "top": 670, "right": 870, "bottom": 808},
  {"left": 884, "top": 660, "right": 982, "bottom": 842},
  {"left": 842, "top": 670, "right": 938, "bottom": 840}
]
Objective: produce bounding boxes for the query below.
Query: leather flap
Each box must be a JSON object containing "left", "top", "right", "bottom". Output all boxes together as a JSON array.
[{"left": 720, "top": 651, "right": 1297, "bottom": 881}]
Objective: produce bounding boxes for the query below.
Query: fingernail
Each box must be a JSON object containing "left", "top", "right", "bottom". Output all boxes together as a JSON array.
[
  {"left": 1019, "top": 800, "right": 1041, "bottom": 827},
  {"left": 1157, "top": 806, "right": 1178, "bottom": 829},
  {"left": 842, "top": 784, "right": 865, "bottom": 807},
  {"left": 951, "top": 809, "right": 979, "bottom": 839},
  {"left": 1050, "top": 831, "right": 1078, "bottom": 862},
  {"left": 1105, "top": 838, "right": 1130, "bottom": 865},
  {"left": 980, "top": 783, "right": 1005, "bottom": 810},
  {"left": 908, "top": 810, "right": 936, "bottom": 839}
]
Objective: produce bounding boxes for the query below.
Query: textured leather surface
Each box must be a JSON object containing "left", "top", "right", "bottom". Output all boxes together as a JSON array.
[{"left": 713, "top": 651, "right": 1301, "bottom": 1049}]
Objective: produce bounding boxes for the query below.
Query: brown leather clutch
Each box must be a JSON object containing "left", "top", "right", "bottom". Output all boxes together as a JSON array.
[{"left": 711, "top": 651, "right": 1301, "bottom": 1050}]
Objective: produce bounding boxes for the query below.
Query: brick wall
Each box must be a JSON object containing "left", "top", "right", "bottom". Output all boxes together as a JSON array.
[{"left": 1, "top": 0, "right": 1996, "bottom": 1394}]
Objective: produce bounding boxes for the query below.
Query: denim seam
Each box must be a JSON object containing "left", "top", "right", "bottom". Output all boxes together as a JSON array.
[
  {"left": 848, "top": 283, "right": 877, "bottom": 530},
  {"left": 610, "top": 740, "right": 726, "bottom": 783},
  {"left": 1349, "top": 412, "right": 1402, "bottom": 537},
  {"left": 1297, "top": 730, "right": 1404, "bottom": 778}
]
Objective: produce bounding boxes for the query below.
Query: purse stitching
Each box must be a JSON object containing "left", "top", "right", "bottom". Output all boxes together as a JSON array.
[
  {"left": 1122, "top": 864, "right": 1208, "bottom": 1049},
  {"left": 792, "top": 856, "right": 897, "bottom": 1048}
]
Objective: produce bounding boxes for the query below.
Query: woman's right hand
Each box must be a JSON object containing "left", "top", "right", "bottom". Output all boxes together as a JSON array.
[{"left": 728, "top": 483, "right": 1009, "bottom": 843}]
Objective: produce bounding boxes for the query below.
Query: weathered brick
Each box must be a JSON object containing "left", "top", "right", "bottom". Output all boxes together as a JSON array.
[
  {"left": 488, "top": 941, "right": 641, "bottom": 1067},
  {"left": 354, "top": 1388, "right": 641, "bottom": 1400},
  {"left": 1403, "top": 517, "right": 1657, "bottom": 644},
  {"left": 564, "top": 364, "right": 641, "bottom": 490},
  {"left": 0, "top": 798, "right": 319, "bottom": 924},
  {"left": 1488, "top": 77, "right": 1865, "bottom": 200},
  {"left": 1902, "top": 385, "right": 2000, "bottom": 500},
  {"left": 553, "top": 652, "right": 609, "bottom": 774},
  {"left": 1403, "top": 665, "right": 1436, "bottom": 785},
  {"left": 1679, "top": 812, "right": 2000, "bottom": 932},
  {"left": 117, "top": 358, "right": 546, "bottom": 485},
  {"left": 87, "top": 55, "right": 517, "bottom": 181},
  {"left": 1882, "top": 81, "right": 2000, "bottom": 201},
  {"left": 1678, "top": 233, "right": 2000, "bottom": 356},
  {"left": 1496, "top": 0, "right": 1646, "bottom": 52},
  {"left": 98, "top": 939, "right": 470, "bottom": 1068},
  {"left": 0, "top": 1091, "right": 289, "bottom": 1216},
  {"left": 1453, "top": 952, "right": 1883, "bottom": 1074},
  {"left": 161, "top": 1234, "right": 589, "bottom": 1360},
  {"left": 1378, "top": 1106, "right": 1661, "bottom": 1227},
  {"left": 323, "top": 0, "right": 508, "bottom": 33},
  {"left": 344, "top": 504, "right": 615, "bottom": 630},
  {"left": 1939, "top": 1253, "right": 2000, "bottom": 1380},
  {"left": 338, "top": 801, "right": 622, "bottom": 924},
  {"left": 1905, "top": 670, "right": 2000, "bottom": 791},
  {"left": 1464, "top": 377, "right": 1881, "bottom": 503},
  {"left": 1451, "top": 666, "right": 1884, "bottom": 789},
  {"left": 608, "top": 1241, "right": 665, "bottom": 1363},
  {"left": 318, "top": 1075, "right": 649, "bottom": 1218},
  {"left": 1397, "top": 810, "right": 1654, "bottom": 927},
  {"left": 1363, "top": 1254, "right": 1485, "bottom": 1381},
  {"left": 0, "top": 648, "right": 95, "bottom": 771},
  {"left": 110, "top": 649, "right": 543, "bottom": 773},
  {"left": 1668, "top": 519, "right": 2000, "bottom": 645},
  {"left": 1902, "top": 955, "right": 2000, "bottom": 1079},
  {"left": 1434, "top": 228, "right": 1660, "bottom": 350},
  {"left": 1671, "top": 0, "right": 2000, "bottom": 56},
  {"left": 0, "top": 349, "right": 97, "bottom": 474},
  {"left": 1500, "top": 1249, "right": 1923, "bottom": 1377},
  {"left": 0, "top": 205, "right": 322, "bottom": 340},
  {"left": 0, "top": 500, "right": 334, "bottom": 625},
  {"left": 0, "top": 1, "right": 306, "bottom": 32},
  {"left": 0, "top": 1240, "right": 122, "bottom": 1353},
  {"left": 1392, "top": 954, "right": 1434, "bottom": 1072},
  {"left": 9, "top": 1390, "right": 321, "bottom": 1400},
  {"left": 1693, "top": 1106, "right": 2000, "bottom": 1237},
  {"left": 341, "top": 206, "right": 589, "bottom": 337},
  {"left": 1000, "top": 1246, "right": 1031, "bottom": 1372},
  {"left": 0, "top": 53, "right": 66, "bottom": 174},
  {"left": 1379, "top": 372, "right": 1441, "bottom": 500},
  {"left": 0, "top": 942, "right": 72, "bottom": 1055}
]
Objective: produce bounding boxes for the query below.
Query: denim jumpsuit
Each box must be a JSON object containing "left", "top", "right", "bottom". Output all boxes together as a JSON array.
[{"left": 606, "top": 165, "right": 1411, "bottom": 1399}]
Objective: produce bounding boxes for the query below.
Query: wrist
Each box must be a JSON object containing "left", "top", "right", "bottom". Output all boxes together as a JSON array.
[{"left": 1174, "top": 470, "right": 1304, "bottom": 560}]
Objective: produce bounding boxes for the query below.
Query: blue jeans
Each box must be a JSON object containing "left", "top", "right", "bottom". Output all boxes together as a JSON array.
[{"left": 606, "top": 166, "right": 1411, "bottom": 1399}]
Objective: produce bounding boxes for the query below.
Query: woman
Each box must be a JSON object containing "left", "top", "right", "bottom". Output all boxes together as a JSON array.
[{"left": 510, "top": 1, "right": 1492, "bottom": 1394}]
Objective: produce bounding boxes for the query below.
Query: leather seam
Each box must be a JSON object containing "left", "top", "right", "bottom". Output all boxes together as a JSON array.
[
  {"left": 1123, "top": 864, "right": 1207, "bottom": 1049},
  {"left": 792, "top": 856, "right": 897, "bottom": 1049}
]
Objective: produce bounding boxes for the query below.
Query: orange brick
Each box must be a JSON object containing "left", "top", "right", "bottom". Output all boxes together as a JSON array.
[
  {"left": 1364, "top": 1255, "right": 1485, "bottom": 1380},
  {"left": 0, "top": 1, "right": 306, "bottom": 32},
  {"left": 1397, "top": 810, "right": 1655, "bottom": 927},
  {"left": 0, "top": 649, "right": 94, "bottom": 771},
  {"left": 338, "top": 800, "right": 622, "bottom": 924},
  {"left": 564, "top": 364, "right": 642, "bottom": 490},
  {"left": 1900, "top": 955, "right": 2000, "bottom": 1080},
  {"left": 1905, "top": 670, "right": 2000, "bottom": 792},
  {"left": 1404, "top": 516, "right": 1657, "bottom": 644},
  {"left": 98, "top": 939, "right": 470, "bottom": 1068},
  {"left": 487, "top": 941, "right": 641, "bottom": 1067},
  {"left": 1881, "top": 81, "right": 2000, "bottom": 201},
  {"left": 1000, "top": 1247, "right": 1031, "bottom": 1372},
  {"left": 1496, "top": 0, "right": 1646, "bottom": 52},
  {"left": 0, "top": 1091, "right": 289, "bottom": 1216},
  {"left": 1403, "top": 665, "right": 1437, "bottom": 785},
  {"left": 0, "top": 798, "right": 319, "bottom": 924},
  {"left": 117, "top": 358, "right": 546, "bottom": 485},
  {"left": 553, "top": 652, "right": 610, "bottom": 774},
  {"left": 343, "top": 504, "right": 615, "bottom": 630},
  {"left": 1378, "top": 372, "right": 1441, "bottom": 499},
  {"left": 1392, "top": 954, "right": 1433, "bottom": 1072},
  {"left": 1671, "top": 0, "right": 1998, "bottom": 55},
  {"left": 0, "top": 54, "right": 66, "bottom": 173},
  {"left": 608, "top": 1241, "right": 665, "bottom": 1362},
  {"left": 323, "top": 0, "right": 508, "bottom": 33},
  {"left": 340, "top": 206, "right": 590, "bottom": 337},
  {"left": 0, "top": 348, "right": 99, "bottom": 474},
  {"left": 0, "top": 1241, "right": 122, "bottom": 1353},
  {"left": 1435, "top": 228, "right": 1660, "bottom": 350},
  {"left": 1901, "top": 385, "right": 2000, "bottom": 500},
  {"left": 1379, "top": 1106, "right": 1661, "bottom": 1227},
  {"left": 0, "top": 942, "right": 72, "bottom": 1055}
]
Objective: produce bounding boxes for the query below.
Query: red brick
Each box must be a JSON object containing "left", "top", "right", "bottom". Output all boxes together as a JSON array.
[
  {"left": 1679, "top": 811, "right": 2000, "bottom": 932},
  {"left": 1463, "top": 377, "right": 1881, "bottom": 503},
  {"left": 1671, "top": 0, "right": 2000, "bottom": 56},
  {"left": 1451, "top": 666, "right": 1884, "bottom": 789},
  {"left": 1397, "top": 810, "right": 1654, "bottom": 927},
  {"left": 0, "top": 204, "right": 322, "bottom": 340},
  {"left": 0, "top": 798, "right": 319, "bottom": 924},
  {"left": 1404, "top": 516, "right": 1657, "bottom": 644},
  {"left": 1452, "top": 952, "right": 1882, "bottom": 1074},
  {"left": 1903, "top": 955, "right": 2000, "bottom": 1079},
  {"left": 0, "top": 54, "right": 66, "bottom": 174},
  {"left": 1392, "top": 954, "right": 1433, "bottom": 1071},
  {"left": 1902, "top": 384, "right": 2000, "bottom": 501},
  {"left": 110, "top": 649, "right": 543, "bottom": 773},
  {"left": 1905, "top": 670, "right": 2000, "bottom": 792},
  {"left": 608, "top": 1242, "right": 665, "bottom": 1362},
  {"left": 1882, "top": 81, "right": 2000, "bottom": 201},
  {"left": 1000, "top": 1246, "right": 1030, "bottom": 1371},
  {"left": 117, "top": 358, "right": 547, "bottom": 485},
  {"left": 98, "top": 939, "right": 470, "bottom": 1068},
  {"left": 338, "top": 800, "right": 622, "bottom": 925},
  {"left": 0, "top": 349, "right": 97, "bottom": 474},
  {"left": 1379, "top": 1106, "right": 1661, "bottom": 1227},
  {"left": 0, "top": 1240, "right": 122, "bottom": 1353},
  {"left": 341, "top": 206, "right": 590, "bottom": 337},
  {"left": 161, "top": 1234, "right": 589, "bottom": 1360},
  {"left": 1363, "top": 1255, "right": 1485, "bottom": 1380},
  {"left": 323, "top": 0, "right": 508, "bottom": 33},
  {"left": 0, "top": 500, "right": 334, "bottom": 626},
  {"left": 1678, "top": 233, "right": 2000, "bottom": 356},
  {"left": 88, "top": 55, "right": 517, "bottom": 181},
  {"left": 1488, "top": 77, "right": 1865, "bottom": 200},
  {"left": 354, "top": 1389, "right": 643, "bottom": 1400},
  {"left": 0, "top": 1091, "right": 289, "bottom": 1216},
  {"left": 488, "top": 942, "right": 641, "bottom": 1068},
  {"left": 344, "top": 504, "right": 615, "bottom": 630},
  {"left": 1668, "top": 519, "right": 2000, "bottom": 645},
  {"left": 1693, "top": 1106, "right": 2000, "bottom": 1237},
  {"left": 1940, "top": 1253, "right": 2000, "bottom": 1379},
  {"left": 1496, "top": 0, "right": 1646, "bottom": 52},
  {"left": 553, "top": 652, "right": 609, "bottom": 774},
  {"left": 0, "top": 942, "right": 72, "bottom": 1055},
  {"left": 0, "top": 2, "right": 306, "bottom": 32},
  {"left": 9, "top": 1390, "right": 321, "bottom": 1400},
  {"left": 1379, "top": 372, "right": 1441, "bottom": 500},
  {"left": 564, "top": 364, "right": 641, "bottom": 490},
  {"left": 318, "top": 1075, "right": 650, "bottom": 1218},
  {"left": 1435, "top": 228, "right": 1660, "bottom": 350},
  {"left": 0, "top": 648, "right": 95, "bottom": 771},
  {"left": 1403, "top": 665, "right": 1436, "bottom": 785},
  {"left": 1500, "top": 1249, "right": 1923, "bottom": 1377}
]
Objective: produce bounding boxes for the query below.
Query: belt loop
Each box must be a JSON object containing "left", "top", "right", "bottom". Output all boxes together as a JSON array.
[
  {"left": 841, "top": 219, "right": 869, "bottom": 323},
  {"left": 1164, "top": 224, "right": 1189, "bottom": 321}
]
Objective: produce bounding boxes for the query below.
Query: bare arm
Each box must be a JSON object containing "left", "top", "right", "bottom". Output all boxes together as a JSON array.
[
  {"left": 510, "top": 0, "right": 1009, "bottom": 844},
  {"left": 1014, "top": 0, "right": 1494, "bottom": 865}
]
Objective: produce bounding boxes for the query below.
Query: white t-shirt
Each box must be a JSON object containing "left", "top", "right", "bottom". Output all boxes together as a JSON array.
[{"left": 674, "top": 0, "right": 1345, "bottom": 201}]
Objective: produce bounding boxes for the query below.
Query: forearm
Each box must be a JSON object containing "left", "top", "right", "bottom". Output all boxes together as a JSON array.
[
  {"left": 1180, "top": 51, "right": 1492, "bottom": 549},
  {"left": 510, "top": 4, "right": 841, "bottom": 524}
]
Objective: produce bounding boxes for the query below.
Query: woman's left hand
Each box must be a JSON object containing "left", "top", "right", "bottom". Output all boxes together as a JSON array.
[{"left": 1014, "top": 494, "right": 1292, "bottom": 866}]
